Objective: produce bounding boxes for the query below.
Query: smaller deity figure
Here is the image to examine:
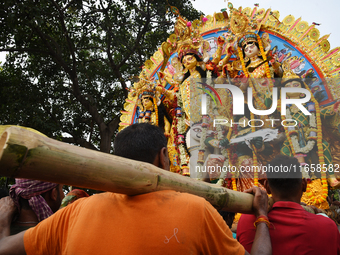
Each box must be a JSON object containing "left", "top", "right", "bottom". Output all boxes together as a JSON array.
[
  {"left": 203, "top": 154, "right": 226, "bottom": 183},
  {"left": 156, "top": 48, "right": 207, "bottom": 174},
  {"left": 278, "top": 61, "right": 340, "bottom": 206},
  {"left": 130, "top": 72, "right": 171, "bottom": 137},
  {"left": 202, "top": 106, "right": 274, "bottom": 191},
  {"left": 217, "top": 6, "right": 283, "bottom": 118},
  {"left": 235, "top": 33, "right": 282, "bottom": 106},
  {"left": 155, "top": 16, "right": 211, "bottom": 175}
]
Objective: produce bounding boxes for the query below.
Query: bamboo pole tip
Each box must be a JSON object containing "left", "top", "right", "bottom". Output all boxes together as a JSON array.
[{"left": 0, "top": 130, "right": 9, "bottom": 160}]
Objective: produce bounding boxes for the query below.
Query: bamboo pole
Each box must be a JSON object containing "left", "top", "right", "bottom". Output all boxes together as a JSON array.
[{"left": 0, "top": 126, "right": 256, "bottom": 214}]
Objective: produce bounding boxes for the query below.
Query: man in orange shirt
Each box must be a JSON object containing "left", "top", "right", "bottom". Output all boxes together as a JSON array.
[{"left": 0, "top": 123, "right": 272, "bottom": 255}]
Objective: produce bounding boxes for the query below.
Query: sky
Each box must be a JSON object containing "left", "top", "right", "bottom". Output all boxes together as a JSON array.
[{"left": 191, "top": 0, "right": 339, "bottom": 49}]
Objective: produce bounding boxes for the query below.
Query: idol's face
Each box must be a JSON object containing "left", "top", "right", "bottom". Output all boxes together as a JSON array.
[
  {"left": 142, "top": 96, "right": 153, "bottom": 110},
  {"left": 244, "top": 42, "right": 259, "bottom": 58},
  {"left": 182, "top": 55, "right": 197, "bottom": 70},
  {"left": 285, "top": 80, "right": 303, "bottom": 98}
]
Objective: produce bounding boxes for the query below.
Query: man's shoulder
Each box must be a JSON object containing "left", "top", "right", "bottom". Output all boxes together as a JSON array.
[
  {"left": 239, "top": 213, "right": 256, "bottom": 223},
  {"left": 238, "top": 213, "right": 257, "bottom": 233},
  {"left": 139, "top": 190, "right": 207, "bottom": 204},
  {"left": 270, "top": 201, "right": 339, "bottom": 234},
  {"left": 307, "top": 211, "right": 339, "bottom": 227},
  {"left": 88, "top": 191, "right": 206, "bottom": 205}
]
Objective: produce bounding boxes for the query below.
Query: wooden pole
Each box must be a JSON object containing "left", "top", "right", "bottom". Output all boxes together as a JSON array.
[{"left": 0, "top": 126, "right": 255, "bottom": 214}]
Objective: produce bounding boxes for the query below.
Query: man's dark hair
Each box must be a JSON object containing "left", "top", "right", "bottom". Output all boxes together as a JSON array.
[
  {"left": 218, "top": 211, "right": 236, "bottom": 229},
  {"left": 0, "top": 187, "right": 8, "bottom": 199},
  {"left": 18, "top": 184, "right": 61, "bottom": 210},
  {"left": 114, "top": 123, "right": 167, "bottom": 164},
  {"left": 266, "top": 155, "right": 302, "bottom": 196}
]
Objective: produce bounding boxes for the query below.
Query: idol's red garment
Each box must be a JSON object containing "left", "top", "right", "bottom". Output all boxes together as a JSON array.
[{"left": 237, "top": 201, "right": 340, "bottom": 255}]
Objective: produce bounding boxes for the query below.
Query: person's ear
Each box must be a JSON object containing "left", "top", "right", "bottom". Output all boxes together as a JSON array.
[
  {"left": 158, "top": 147, "right": 169, "bottom": 171},
  {"left": 302, "top": 178, "right": 307, "bottom": 192},
  {"left": 50, "top": 187, "right": 58, "bottom": 201},
  {"left": 264, "top": 179, "right": 272, "bottom": 194}
]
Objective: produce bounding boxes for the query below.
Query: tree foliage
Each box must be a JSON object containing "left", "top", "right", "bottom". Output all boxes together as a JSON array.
[{"left": 0, "top": 0, "right": 202, "bottom": 152}]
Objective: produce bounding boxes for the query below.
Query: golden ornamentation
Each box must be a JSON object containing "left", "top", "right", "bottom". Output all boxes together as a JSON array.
[
  {"left": 320, "top": 39, "right": 330, "bottom": 52},
  {"left": 145, "top": 59, "right": 154, "bottom": 70},
  {"left": 268, "top": 11, "right": 280, "bottom": 22},
  {"left": 242, "top": 7, "right": 251, "bottom": 16},
  {"left": 281, "top": 60, "right": 300, "bottom": 83},
  {"left": 331, "top": 53, "right": 340, "bottom": 67},
  {"left": 205, "top": 15, "right": 213, "bottom": 24},
  {"left": 309, "top": 28, "right": 320, "bottom": 41},
  {"left": 230, "top": 12, "right": 249, "bottom": 35},
  {"left": 256, "top": 8, "right": 266, "bottom": 19},
  {"left": 153, "top": 51, "right": 162, "bottom": 61},
  {"left": 169, "top": 34, "right": 177, "bottom": 43},
  {"left": 282, "top": 15, "right": 295, "bottom": 26},
  {"left": 192, "top": 20, "right": 200, "bottom": 29},
  {"left": 296, "top": 21, "right": 309, "bottom": 33}
]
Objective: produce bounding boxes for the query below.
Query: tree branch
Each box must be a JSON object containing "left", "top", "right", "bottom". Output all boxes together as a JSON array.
[
  {"left": 50, "top": 0, "right": 77, "bottom": 79},
  {"left": 60, "top": 137, "right": 98, "bottom": 151},
  {"left": 107, "top": 115, "right": 121, "bottom": 133},
  {"left": 0, "top": 48, "right": 47, "bottom": 54}
]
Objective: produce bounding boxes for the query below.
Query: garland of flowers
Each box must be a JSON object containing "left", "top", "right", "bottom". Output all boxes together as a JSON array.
[
  {"left": 216, "top": 123, "right": 229, "bottom": 187},
  {"left": 197, "top": 71, "right": 212, "bottom": 171},
  {"left": 281, "top": 100, "right": 312, "bottom": 182},
  {"left": 176, "top": 91, "right": 190, "bottom": 176},
  {"left": 225, "top": 127, "right": 237, "bottom": 191},
  {"left": 172, "top": 94, "right": 181, "bottom": 173},
  {"left": 282, "top": 120, "right": 296, "bottom": 155},
  {"left": 279, "top": 88, "right": 327, "bottom": 204},
  {"left": 195, "top": 115, "right": 208, "bottom": 179},
  {"left": 256, "top": 34, "right": 274, "bottom": 88},
  {"left": 304, "top": 85, "right": 328, "bottom": 204},
  {"left": 250, "top": 112, "right": 259, "bottom": 187},
  {"left": 153, "top": 97, "right": 159, "bottom": 126},
  {"left": 196, "top": 92, "right": 209, "bottom": 175}
]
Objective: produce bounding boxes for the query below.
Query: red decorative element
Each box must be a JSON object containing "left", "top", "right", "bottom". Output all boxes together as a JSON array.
[
  {"left": 206, "top": 60, "right": 220, "bottom": 76},
  {"left": 217, "top": 36, "right": 225, "bottom": 46},
  {"left": 227, "top": 46, "right": 234, "bottom": 55},
  {"left": 333, "top": 101, "right": 340, "bottom": 112},
  {"left": 204, "top": 83, "right": 223, "bottom": 106},
  {"left": 230, "top": 147, "right": 238, "bottom": 166},
  {"left": 177, "top": 134, "right": 185, "bottom": 144},
  {"left": 234, "top": 73, "right": 248, "bottom": 84},
  {"left": 254, "top": 215, "right": 273, "bottom": 229}
]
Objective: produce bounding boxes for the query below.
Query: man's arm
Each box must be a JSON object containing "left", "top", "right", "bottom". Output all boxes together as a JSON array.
[
  {"left": 0, "top": 196, "right": 26, "bottom": 255},
  {"left": 244, "top": 187, "right": 272, "bottom": 255},
  {"left": 0, "top": 232, "right": 26, "bottom": 255}
]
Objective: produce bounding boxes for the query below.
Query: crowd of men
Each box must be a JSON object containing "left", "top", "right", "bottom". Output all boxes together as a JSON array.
[{"left": 0, "top": 123, "right": 339, "bottom": 254}]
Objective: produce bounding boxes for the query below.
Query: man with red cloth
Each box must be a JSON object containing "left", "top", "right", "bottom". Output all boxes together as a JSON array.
[
  {"left": 237, "top": 155, "right": 340, "bottom": 254},
  {"left": 9, "top": 179, "right": 65, "bottom": 235}
]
